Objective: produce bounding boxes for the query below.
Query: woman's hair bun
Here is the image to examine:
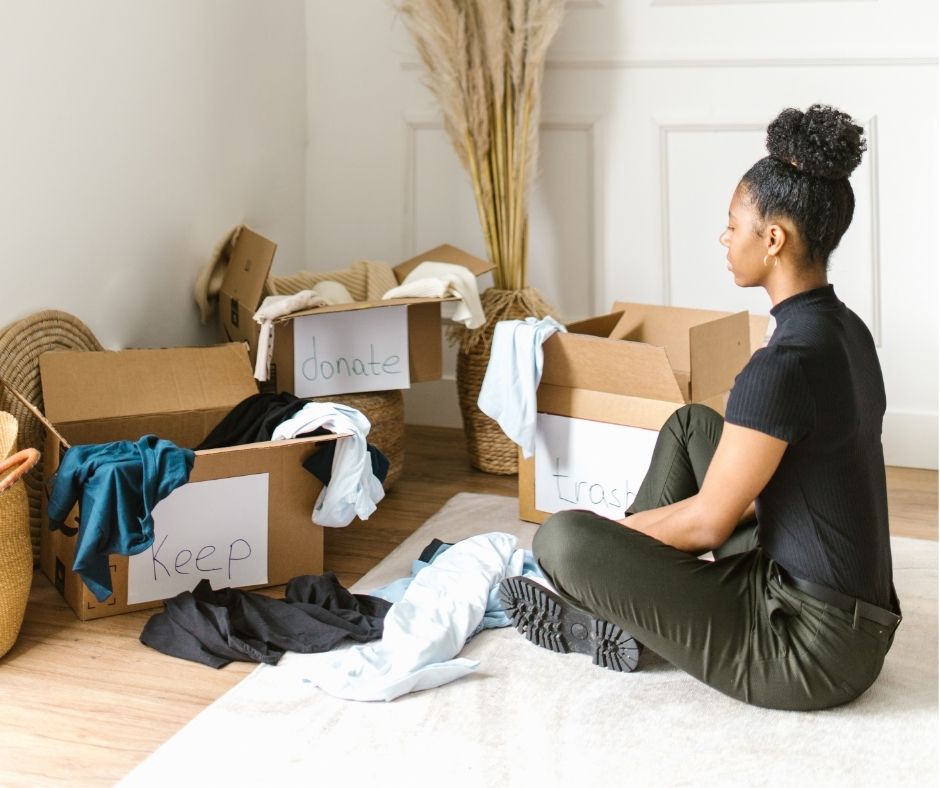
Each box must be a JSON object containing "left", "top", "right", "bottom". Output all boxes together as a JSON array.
[{"left": 766, "top": 104, "right": 867, "bottom": 179}]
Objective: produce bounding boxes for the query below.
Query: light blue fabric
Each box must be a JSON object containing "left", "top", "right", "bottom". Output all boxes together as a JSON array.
[
  {"left": 271, "top": 402, "right": 384, "bottom": 527},
  {"left": 302, "top": 532, "right": 521, "bottom": 701},
  {"left": 370, "top": 541, "right": 545, "bottom": 635},
  {"left": 477, "top": 316, "right": 566, "bottom": 459}
]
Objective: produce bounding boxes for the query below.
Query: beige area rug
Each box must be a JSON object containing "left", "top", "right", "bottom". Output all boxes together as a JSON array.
[{"left": 121, "top": 493, "right": 938, "bottom": 788}]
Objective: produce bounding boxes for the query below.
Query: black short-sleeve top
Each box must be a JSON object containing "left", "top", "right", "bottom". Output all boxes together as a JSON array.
[{"left": 724, "top": 285, "right": 893, "bottom": 608}]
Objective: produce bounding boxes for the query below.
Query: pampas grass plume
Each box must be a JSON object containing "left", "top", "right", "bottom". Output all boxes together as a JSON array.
[{"left": 400, "top": 0, "right": 565, "bottom": 291}]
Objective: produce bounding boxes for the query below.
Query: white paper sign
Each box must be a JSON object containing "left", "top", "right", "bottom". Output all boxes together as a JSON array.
[
  {"left": 534, "top": 413, "right": 660, "bottom": 518},
  {"left": 292, "top": 306, "right": 410, "bottom": 397},
  {"left": 127, "top": 474, "right": 269, "bottom": 604}
]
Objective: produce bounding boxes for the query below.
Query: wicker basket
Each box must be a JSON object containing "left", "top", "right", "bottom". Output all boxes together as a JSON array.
[
  {"left": 0, "top": 310, "right": 103, "bottom": 564},
  {"left": 308, "top": 390, "right": 405, "bottom": 490},
  {"left": 456, "top": 347, "right": 519, "bottom": 474},
  {"left": 0, "top": 412, "right": 40, "bottom": 659}
]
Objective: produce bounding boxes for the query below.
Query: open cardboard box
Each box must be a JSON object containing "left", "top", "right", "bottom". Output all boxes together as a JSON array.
[
  {"left": 38, "top": 342, "right": 338, "bottom": 620},
  {"left": 519, "top": 302, "right": 770, "bottom": 524},
  {"left": 219, "top": 227, "right": 494, "bottom": 398}
]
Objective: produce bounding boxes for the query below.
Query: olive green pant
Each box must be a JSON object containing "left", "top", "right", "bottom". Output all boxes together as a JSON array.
[{"left": 533, "top": 404, "right": 896, "bottom": 710}]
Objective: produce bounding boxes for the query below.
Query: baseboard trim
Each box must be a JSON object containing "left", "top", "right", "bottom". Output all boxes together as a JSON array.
[{"left": 883, "top": 409, "right": 938, "bottom": 470}]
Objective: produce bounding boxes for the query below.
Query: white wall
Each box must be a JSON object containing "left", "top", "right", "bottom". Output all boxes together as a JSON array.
[
  {"left": 304, "top": 0, "right": 938, "bottom": 469},
  {"left": 1, "top": 2, "right": 935, "bottom": 468},
  {"left": 0, "top": 0, "right": 307, "bottom": 350}
]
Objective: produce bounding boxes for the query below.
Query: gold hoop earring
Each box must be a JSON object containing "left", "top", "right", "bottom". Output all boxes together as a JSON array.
[{"left": 763, "top": 254, "right": 779, "bottom": 268}]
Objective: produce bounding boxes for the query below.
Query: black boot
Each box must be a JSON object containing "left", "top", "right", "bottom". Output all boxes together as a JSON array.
[{"left": 499, "top": 576, "right": 642, "bottom": 673}]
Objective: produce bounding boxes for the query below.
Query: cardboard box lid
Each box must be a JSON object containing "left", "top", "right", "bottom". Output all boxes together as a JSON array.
[
  {"left": 607, "top": 302, "right": 732, "bottom": 367},
  {"left": 219, "top": 227, "right": 277, "bottom": 317},
  {"left": 40, "top": 343, "right": 259, "bottom": 425},
  {"left": 272, "top": 295, "right": 447, "bottom": 322},
  {"left": 541, "top": 332, "right": 686, "bottom": 403},
  {"left": 688, "top": 310, "right": 750, "bottom": 401},
  {"left": 565, "top": 311, "right": 624, "bottom": 339},
  {"left": 608, "top": 301, "right": 748, "bottom": 373},
  {"left": 393, "top": 244, "right": 494, "bottom": 283}
]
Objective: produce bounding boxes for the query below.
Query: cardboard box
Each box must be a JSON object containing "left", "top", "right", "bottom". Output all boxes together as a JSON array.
[
  {"left": 518, "top": 303, "right": 769, "bottom": 524},
  {"left": 218, "top": 227, "right": 493, "bottom": 397},
  {"left": 38, "top": 342, "right": 338, "bottom": 620}
]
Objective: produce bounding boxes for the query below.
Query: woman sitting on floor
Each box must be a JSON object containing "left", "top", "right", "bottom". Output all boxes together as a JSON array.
[{"left": 501, "top": 103, "right": 901, "bottom": 711}]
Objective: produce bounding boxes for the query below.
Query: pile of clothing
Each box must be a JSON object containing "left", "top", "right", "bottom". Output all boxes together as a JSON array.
[
  {"left": 140, "top": 573, "right": 391, "bottom": 668},
  {"left": 197, "top": 391, "right": 388, "bottom": 527},
  {"left": 140, "top": 532, "right": 547, "bottom": 704}
]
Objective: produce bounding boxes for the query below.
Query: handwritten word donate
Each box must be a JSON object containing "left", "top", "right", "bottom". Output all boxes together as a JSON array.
[{"left": 300, "top": 337, "right": 401, "bottom": 381}]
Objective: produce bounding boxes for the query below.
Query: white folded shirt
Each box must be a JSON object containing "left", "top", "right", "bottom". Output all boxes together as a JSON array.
[
  {"left": 382, "top": 261, "right": 485, "bottom": 329},
  {"left": 253, "top": 282, "right": 354, "bottom": 382}
]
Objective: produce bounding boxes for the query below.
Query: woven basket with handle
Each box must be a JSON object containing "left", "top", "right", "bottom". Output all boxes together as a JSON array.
[
  {"left": 0, "top": 411, "right": 40, "bottom": 658},
  {"left": 0, "top": 309, "right": 102, "bottom": 564}
]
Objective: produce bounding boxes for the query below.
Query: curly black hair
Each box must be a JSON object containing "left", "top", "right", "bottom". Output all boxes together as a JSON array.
[{"left": 740, "top": 104, "right": 867, "bottom": 269}]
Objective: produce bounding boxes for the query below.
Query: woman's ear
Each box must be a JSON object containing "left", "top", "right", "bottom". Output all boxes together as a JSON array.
[{"left": 766, "top": 223, "right": 787, "bottom": 257}]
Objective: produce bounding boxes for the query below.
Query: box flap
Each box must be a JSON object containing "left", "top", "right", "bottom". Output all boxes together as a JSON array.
[
  {"left": 220, "top": 227, "right": 277, "bottom": 310},
  {"left": 540, "top": 333, "right": 685, "bottom": 403},
  {"left": 566, "top": 311, "right": 625, "bottom": 338},
  {"left": 608, "top": 302, "right": 740, "bottom": 373},
  {"left": 688, "top": 311, "right": 751, "bottom": 402},
  {"left": 393, "top": 244, "right": 494, "bottom": 283},
  {"left": 536, "top": 384, "right": 683, "bottom": 430},
  {"left": 218, "top": 227, "right": 277, "bottom": 350},
  {"left": 272, "top": 295, "right": 449, "bottom": 322},
  {"left": 40, "top": 343, "right": 258, "bottom": 424}
]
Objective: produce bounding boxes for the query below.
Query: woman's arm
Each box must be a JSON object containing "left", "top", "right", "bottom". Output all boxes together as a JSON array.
[{"left": 620, "top": 423, "right": 787, "bottom": 553}]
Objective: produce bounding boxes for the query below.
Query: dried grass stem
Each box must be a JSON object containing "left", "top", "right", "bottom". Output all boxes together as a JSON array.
[{"left": 401, "top": 0, "right": 565, "bottom": 292}]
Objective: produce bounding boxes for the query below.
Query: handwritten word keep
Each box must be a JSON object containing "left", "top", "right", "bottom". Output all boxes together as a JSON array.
[{"left": 150, "top": 535, "right": 252, "bottom": 581}]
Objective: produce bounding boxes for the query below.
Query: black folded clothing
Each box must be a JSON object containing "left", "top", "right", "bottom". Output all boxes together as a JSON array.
[
  {"left": 140, "top": 573, "right": 392, "bottom": 668},
  {"left": 196, "top": 392, "right": 309, "bottom": 450}
]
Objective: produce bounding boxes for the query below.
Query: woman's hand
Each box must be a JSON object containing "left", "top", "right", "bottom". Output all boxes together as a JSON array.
[{"left": 621, "top": 423, "right": 786, "bottom": 553}]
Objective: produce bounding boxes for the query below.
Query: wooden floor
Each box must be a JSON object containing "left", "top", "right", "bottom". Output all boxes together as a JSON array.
[{"left": 0, "top": 426, "right": 935, "bottom": 787}]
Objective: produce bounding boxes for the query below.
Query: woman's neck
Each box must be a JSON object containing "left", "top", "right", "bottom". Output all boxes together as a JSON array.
[{"left": 764, "top": 265, "right": 829, "bottom": 308}]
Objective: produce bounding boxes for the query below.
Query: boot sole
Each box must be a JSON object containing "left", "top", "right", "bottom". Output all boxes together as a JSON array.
[{"left": 499, "top": 576, "right": 641, "bottom": 672}]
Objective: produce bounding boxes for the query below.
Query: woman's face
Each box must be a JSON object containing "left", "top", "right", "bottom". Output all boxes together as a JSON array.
[{"left": 719, "top": 185, "right": 769, "bottom": 289}]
